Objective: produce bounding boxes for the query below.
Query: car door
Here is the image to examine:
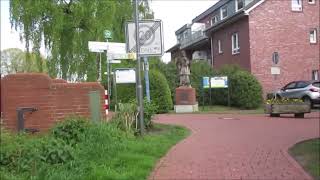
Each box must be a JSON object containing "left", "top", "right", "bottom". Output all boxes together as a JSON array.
[
  {"left": 293, "top": 81, "right": 310, "bottom": 98},
  {"left": 281, "top": 82, "right": 297, "bottom": 98}
]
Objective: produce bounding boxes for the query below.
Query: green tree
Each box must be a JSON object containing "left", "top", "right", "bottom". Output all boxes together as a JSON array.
[
  {"left": 10, "top": 0, "right": 152, "bottom": 81},
  {"left": 1, "top": 48, "right": 47, "bottom": 77}
]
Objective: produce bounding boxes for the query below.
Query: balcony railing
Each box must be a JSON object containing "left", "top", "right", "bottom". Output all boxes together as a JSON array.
[{"left": 180, "top": 30, "right": 208, "bottom": 49}]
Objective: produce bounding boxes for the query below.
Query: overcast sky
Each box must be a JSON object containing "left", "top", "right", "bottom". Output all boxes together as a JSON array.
[{"left": 0, "top": 0, "right": 217, "bottom": 62}]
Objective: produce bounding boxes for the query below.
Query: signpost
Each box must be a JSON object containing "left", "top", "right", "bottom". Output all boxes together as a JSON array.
[
  {"left": 126, "top": 2, "right": 164, "bottom": 134},
  {"left": 202, "top": 76, "right": 230, "bottom": 107}
]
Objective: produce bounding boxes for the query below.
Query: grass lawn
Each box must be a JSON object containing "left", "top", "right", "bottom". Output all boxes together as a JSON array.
[
  {"left": 289, "top": 138, "right": 320, "bottom": 180},
  {"left": 0, "top": 122, "right": 189, "bottom": 180}
]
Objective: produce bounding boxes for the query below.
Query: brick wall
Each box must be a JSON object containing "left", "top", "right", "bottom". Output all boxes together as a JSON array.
[
  {"left": 249, "top": 0, "right": 320, "bottom": 94},
  {"left": 209, "top": 16, "right": 251, "bottom": 71},
  {"left": 1, "top": 73, "right": 106, "bottom": 132}
]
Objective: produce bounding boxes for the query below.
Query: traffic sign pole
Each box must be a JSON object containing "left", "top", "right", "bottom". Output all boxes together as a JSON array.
[
  {"left": 144, "top": 56, "right": 151, "bottom": 102},
  {"left": 134, "top": 0, "right": 145, "bottom": 134}
]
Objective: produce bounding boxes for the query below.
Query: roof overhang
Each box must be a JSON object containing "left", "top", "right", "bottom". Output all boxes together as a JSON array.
[
  {"left": 204, "top": 11, "right": 246, "bottom": 35},
  {"left": 166, "top": 44, "right": 180, "bottom": 53}
]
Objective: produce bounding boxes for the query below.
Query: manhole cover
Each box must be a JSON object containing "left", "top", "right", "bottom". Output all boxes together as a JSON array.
[{"left": 219, "top": 117, "right": 239, "bottom": 120}]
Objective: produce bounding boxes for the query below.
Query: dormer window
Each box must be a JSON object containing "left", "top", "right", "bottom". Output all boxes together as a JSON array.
[
  {"left": 220, "top": 6, "right": 228, "bottom": 20},
  {"left": 211, "top": 15, "right": 218, "bottom": 25},
  {"left": 235, "top": 0, "right": 244, "bottom": 11}
]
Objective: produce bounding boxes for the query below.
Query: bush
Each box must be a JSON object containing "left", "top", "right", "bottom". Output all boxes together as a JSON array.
[
  {"left": 51, "top": 116, "right": 89, "bottom": 146},
  {"left": 149, "top": 70, "right": 173, "bottom": 113},
  {"left": 143, "top": 98, "right": 158, "bottom": 129},
  {"left": 210, "top": 65, "right": 263, "bottom": 109},
  {"left": 111, "top": 103, "right": 137, "bottom": 133},
  {"left": 149, "top": 59, "right": 179, "bottom": 104},
  {"left": 190, "top": 61, "right": 215, "bottom": 105}
]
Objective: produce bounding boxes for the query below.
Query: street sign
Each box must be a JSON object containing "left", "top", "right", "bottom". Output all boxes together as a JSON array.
[
  {"left": 210, "top": 76, "right": 228, "bottom": 88},
  {"left": 109, "top": 60, "right": 121, "bottom": 64},
  {"left": 108, "top": 53, "right": 136, "bottom": 60},
  {"left": 104, "top": 30, "right": 112, "bottom": 39},
  {"left": 203, "top": 77, "right": 210, "bottom": 88},
  {"left": 126, "top": 20, "right": 164, "bottom": 56},
  {"left": 88, "top": 41, "right": 108, "bottom": 52},
  {"left": 115, "top": 69, "right": 136, "bottom": 84},
  {"left": 271, "top": 67, "right": 280, "bottom": 75}
]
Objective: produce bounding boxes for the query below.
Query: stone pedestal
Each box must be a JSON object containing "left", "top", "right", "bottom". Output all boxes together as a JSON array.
[{"left": 174, "top": 87, "right": 198, "bottom": 113}]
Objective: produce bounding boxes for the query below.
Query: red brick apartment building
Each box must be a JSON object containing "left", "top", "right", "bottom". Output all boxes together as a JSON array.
[{"left": 168, "top": 0, "right": 319, "bottom": 94}]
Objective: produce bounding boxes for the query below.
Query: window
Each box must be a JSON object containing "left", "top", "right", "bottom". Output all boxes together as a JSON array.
[
  {"left": 292, "top": 0, "right": 302, "bottom": 11},
  {"left": 296, "top": 81, "right": 309, "bottom": 88},
  {"left": 218, "top": 40, "right": 223, "bottom": 54},
  {"left": 211, "top": 15, "right": 218, "bottom": 25},
  {"left": 235, "top": 0, "right": 244, "bottom": 11},
  {"left": 308, "top": 0, "right": 316, "bottom": 4},
  {"left": 231, "top": 33, "right": 240, "bottom": 54},
  {"left": 284, "top": 82, "right": 296, "bottom": 89},
  {"left": 220, "top": 6, "right": 228, "bottom": 20},
  {"left": 312, "top": 70, "right": 319, "bottom": 80},
  {"left": 310, "top": 29, "right": 317, "bottom": 43}
]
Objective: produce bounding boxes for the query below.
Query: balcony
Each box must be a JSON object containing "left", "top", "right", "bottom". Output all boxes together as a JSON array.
[{"left": 180, "top": 30, "right": 208, "bottom": 50}]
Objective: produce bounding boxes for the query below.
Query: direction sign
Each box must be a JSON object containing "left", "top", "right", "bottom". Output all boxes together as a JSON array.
[
  {"left": 126, "top": 20, "right": 164, "bottom": 56},
  {"left": 115, "top": 69, "right": 136, "bottom": 84},
  {"left": 104, "top": 30, "right": 112, "bottom": 39},
  {"left": 88, "top": 41, "right": 108, "bottom": 52}
]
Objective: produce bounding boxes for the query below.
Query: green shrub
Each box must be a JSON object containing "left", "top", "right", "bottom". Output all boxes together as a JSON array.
[
  {"left": 190, "top": 61, "right": 215, "bottom": 104},
  {"left": 230, "top": 71, "right": 263, "bottom": 109},
  {"left": 210, "top": 65, "right": 262, "bottom": 109},
  {"left": 111, "top": 103, "right": 137, "bottom": 133},
  {"left": 143, "top": 98, "right": 158, "bottom": 129},
  {"left": 149, "top": 59, "right": 179, "bottom": 104},
  {"left": 51, "top": 116, "right": 89, "bottom": 146},
  {"left": 149, "top": 70, "right": 173, "bottom": 113}
]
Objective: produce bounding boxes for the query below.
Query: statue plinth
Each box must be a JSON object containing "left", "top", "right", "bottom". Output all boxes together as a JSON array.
[{"left": 175, "top": 86, "right": 198, "bottom": 113}]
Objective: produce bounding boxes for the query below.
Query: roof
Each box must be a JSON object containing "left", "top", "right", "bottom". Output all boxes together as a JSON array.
[
  {"left": 204, "top": 0, "right": 263, "bottom": 34},
  {"left": 166, "top": 44, "right": 180, "bottom": 53},
  {"left": 175, "top": 24, "right": 191, "bottom": 35},
  {"left": 192, "top": 0, "right": 228, "bottom": 23}
]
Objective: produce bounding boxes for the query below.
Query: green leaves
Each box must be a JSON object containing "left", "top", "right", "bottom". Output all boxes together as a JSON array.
[{"left": 10, "top": 0, "right": 152, "bottom": 81}]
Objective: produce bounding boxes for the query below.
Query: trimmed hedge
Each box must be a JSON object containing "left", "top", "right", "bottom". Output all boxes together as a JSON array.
[
  {"left": 210, "top": 65, "right": 263, "bottom": 109},
  {"left": 190, "top": 61, "right": 215, "bottom": 105},
  {"left": 149, "top": 70, "right": 173, "bottom": 113}
]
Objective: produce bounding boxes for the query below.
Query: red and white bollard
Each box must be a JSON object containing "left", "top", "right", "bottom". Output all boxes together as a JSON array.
[{"left": 104, "top": 90, "right": 109, "bottom": 115}]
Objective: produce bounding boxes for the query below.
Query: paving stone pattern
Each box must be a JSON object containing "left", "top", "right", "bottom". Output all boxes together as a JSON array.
[{"left": 150, "top": 112, "right": 320, "bottom": 180}]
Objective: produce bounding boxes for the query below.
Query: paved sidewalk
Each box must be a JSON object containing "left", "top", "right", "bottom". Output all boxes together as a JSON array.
[{"left": 150, "top": 112, "right": 320, "bottom": 180}]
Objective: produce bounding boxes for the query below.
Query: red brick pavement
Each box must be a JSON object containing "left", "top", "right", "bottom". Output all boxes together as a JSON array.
[{"left": 150, "top": 112, "right": 320, "bottom": 180}]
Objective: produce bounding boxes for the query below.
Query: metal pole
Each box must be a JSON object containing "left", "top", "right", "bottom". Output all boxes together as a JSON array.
[
  {"left": 144, "top": 56, "right": 151, "bottom": 102},
  {"left": 209, "top": 78, "right": 212, "bottom": 106},
  {"left": 134, "top": 0, "right": 145, "bottom": 134},
  {"left": 106, "top": 39, "right": 111, "bottom": 110},
  {"left": 98, "top": 52, "right": 102, "bottom": 82}
]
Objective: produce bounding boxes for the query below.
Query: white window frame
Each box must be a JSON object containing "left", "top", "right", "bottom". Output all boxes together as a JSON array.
[
  {"left": 218, "top": 40, "right": 223, "bottom": 54},
  {"left": 310, "top": 29, "right": 317, "bottom": 44},
  {"left": 292, "top": 0, "right": 303, "bottom": 11},
  {"left": 235, "top": 0, "right": 244, "bottom": 12},
  {"left": 308, "top": 0, "right": 316, "bottom": 4},
  {"left": 231, "top": 33, "right": 240, "bottom": 55},
  {"left": 211, "top": 15, "right": 218, "bottom": 25},
  {"left": 220, "top": 6, "right": 228, "bottom": 20}
]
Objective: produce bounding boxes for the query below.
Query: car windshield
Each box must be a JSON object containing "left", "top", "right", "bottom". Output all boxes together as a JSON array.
[{"left": 312, "top": 82, "right": 320, "bottom": 88}]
